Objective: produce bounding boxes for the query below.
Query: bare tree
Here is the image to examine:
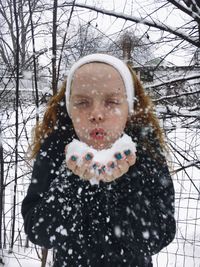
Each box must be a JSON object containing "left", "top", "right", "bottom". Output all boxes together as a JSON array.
[
  {"left": 108, "top": 31, "right": 153, "bottom": 65},
  {"left": 0, "top": 0, "right": 41, "bottom": 74},
  {"left": 64, "top": 1, "right": 200, "bottom": 49},
  {"left": 0, "top": 123, "right": 4, "bottom": 252},
  {"left": 52, "top": 0, "right": 58, "bottom": 95},
  {"left": 63, "top": 22, "right": 106, "bottom": 64}
]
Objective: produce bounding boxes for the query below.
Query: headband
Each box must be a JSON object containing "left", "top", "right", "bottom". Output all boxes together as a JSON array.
[{"left": 65, "top": 54, "right": 134, "bottom": 116}]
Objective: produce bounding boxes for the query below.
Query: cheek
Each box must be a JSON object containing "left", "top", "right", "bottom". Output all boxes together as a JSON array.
[
  {"left": 113, "top": 108, "right": 122, "bottom": 116},
  {"left": 73, "top": 123, "right": 90, "bottom": 141},
  {"left": 72, "top": 115, "right": 89, "bottom": 134},
  {"left": 110, "top": 108, "right": 128, "bottom": 125},
  {"left": 108, "top": 117, "right": 127, "bottom": 136},
  {"left": 74, "top": 117, "right": 81, "bottom": 123},
  {"left": 71, "top": 111, "right": 82, "bottom": 124},
  {"left": 71, "top": 112, "right": 81, "bottom": 128}
]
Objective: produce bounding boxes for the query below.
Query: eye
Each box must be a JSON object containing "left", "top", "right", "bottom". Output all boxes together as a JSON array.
[
  {"left": 106, "top": 99, "right": 120, "bottom": 106},
  {"left": 73, "top": 100, "right": 90, "bottom": 107}
]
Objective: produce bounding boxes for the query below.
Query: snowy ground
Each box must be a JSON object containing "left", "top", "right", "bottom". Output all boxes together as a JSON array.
[{"left": 1, "top": 104, "right": 200, "bottom": 267}]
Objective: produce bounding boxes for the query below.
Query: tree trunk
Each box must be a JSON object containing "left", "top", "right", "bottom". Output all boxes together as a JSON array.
[
  {"left": 41, "top": 248, "right": 48, "bottom": 267},
  {"left": 10, "top": 0, "right": 20, "bottom": 251},
  {"left": 52, "top": 0, "right": 58, "bottom": 95},
  {"left": 0, "top": 122, "right": 4, "bottom": 250}
]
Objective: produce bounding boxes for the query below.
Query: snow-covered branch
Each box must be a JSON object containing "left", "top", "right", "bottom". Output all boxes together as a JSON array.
[
  {"left": 153, "top": 89, "right": 200, "bottom": 103},
  {"left": 157, "top": 105, "right": 200, "bottom": 118},
  {"left": 146, "top": 73, "right": 200, "bottom": 90},
  {"left": 69, "top": 3, "right": 200, "bottom": 47},
  {"left": 167, "top": 0, "right": 200, "bottom": 23}
]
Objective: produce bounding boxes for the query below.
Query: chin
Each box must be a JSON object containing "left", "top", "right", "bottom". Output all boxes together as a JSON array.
[
  {"left": 79, "top": 136, "right": 119, "bottom": 150},
  {"left": 92, "top": 141, "right": 114, "bottom": 150}
]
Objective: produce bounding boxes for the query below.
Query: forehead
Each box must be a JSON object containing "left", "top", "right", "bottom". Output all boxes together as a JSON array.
[{"left": 71, "top": 62, "right": 126, "bottom": 97}]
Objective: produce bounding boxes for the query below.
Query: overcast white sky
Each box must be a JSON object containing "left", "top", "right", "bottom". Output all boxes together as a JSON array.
[
  {"left": 37, "top": 0, "right": 195, "bottom": 67},
  {"left": 76, "top": 0, "right": 195, "bottom": 65}
]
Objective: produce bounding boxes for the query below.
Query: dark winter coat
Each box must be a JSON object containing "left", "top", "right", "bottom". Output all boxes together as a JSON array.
[{"left": 21, "top": 126, "right": 176, "bottom": 267}]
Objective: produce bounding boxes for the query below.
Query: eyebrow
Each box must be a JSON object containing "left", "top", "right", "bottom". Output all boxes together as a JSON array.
[
  {"left": 71, "top": 94, "right": 89, "bottom": 98},
  {"left": 105, "top": 92, "right": 124, "bottom": 97},
  {"left": 71, "top": 92, "right": 124, "bottom": 99}
]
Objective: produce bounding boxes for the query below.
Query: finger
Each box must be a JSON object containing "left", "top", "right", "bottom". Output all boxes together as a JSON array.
[
  {"left": 83, "top": 169, "right": 95, "bottom": 180},
  {"left": 117, "top": 158, "right": 130, "bottom": 174},
  {"left": 124, "top": 151, "right": 136, "bottom": 166},
  {"left": 90, "top": 162, "right": 101, "bottom": 177},
  {"left": 100, "top": 160, "right": 123, "bottom": 182},
  {"left": 101, "top": 161, "right": 115, "bottom": 181},
  {"left": 114, "top": 152, "right": 125, "bottom": 161},
  {"left": 113, "top": 153, "right": 130, "bottom": 178},
  {"left": 110, "top": 163, "right": 122, "bottom": 180},
  {"left": 96, "top": 164, "right": 115, "bottom": 182},
  {"left": 64, "top": 145, "right": 68, "bottom": 154},
  {"left": 95, "top": 165, "right": 106, "bottom": 181},
  {"left": 66, "top": 155, "right": 78, "bottom": 171},
  {"left": 78, "top": 153, "right": 94, "bottom": 179},
  {"left": 101, "top": 172, "right": 115, "bottom": 183},
  {"left": 113, "top": 152, "right": 125, "bottom": 178},
  {"left": 81, "top": 159, "right": 97, "bottom": 181}
]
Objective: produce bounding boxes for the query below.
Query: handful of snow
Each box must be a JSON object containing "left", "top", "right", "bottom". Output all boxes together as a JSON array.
[{"left": 65, "top": 133, "right": 136, "bottom": 185}]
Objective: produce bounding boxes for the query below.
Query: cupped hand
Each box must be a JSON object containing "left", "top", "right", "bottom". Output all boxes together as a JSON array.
[
  {"left": 99, "top": 150, "right": 136, "bottom": 182},
  {"left": 65, "top": 147, "right": 136, "bottom": 183},
  {"left": 66, "top": 152, "right": 95, "bottom": 181}
]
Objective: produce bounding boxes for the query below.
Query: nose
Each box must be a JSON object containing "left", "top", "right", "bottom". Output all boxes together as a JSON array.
[{"left": 89, "top": 103, "right": 105, "bottom": 123}]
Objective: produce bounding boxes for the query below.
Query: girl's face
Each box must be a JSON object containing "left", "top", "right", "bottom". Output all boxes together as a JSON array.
[{"left": 69, "top": 63, "right": 129, "bottom": 150}]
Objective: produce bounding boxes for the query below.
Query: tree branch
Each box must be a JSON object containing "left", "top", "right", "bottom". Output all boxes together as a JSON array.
[
  {"left": 146, "top": 73, "right": 200, "bottom": 90},
  {"left": 167, "top": 0, "right": 200, "bottom": 23},
  {"left": 68, "top": 3, "right": 200, "bottom": 47}
]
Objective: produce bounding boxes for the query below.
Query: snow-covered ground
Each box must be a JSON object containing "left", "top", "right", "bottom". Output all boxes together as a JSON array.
[{"left": 1, "top": 104, "right": 200, "bottom": 267}]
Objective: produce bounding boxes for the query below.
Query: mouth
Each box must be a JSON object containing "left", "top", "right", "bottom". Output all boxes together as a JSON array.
[{"left": 90, "top": 128, "right": 106, "bottom": 140}]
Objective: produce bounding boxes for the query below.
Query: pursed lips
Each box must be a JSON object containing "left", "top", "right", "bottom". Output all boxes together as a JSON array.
[{"left": 89, "top": 128, "right": 106, "bottom": 140}]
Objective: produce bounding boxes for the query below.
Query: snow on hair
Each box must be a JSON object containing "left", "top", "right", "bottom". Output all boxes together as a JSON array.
[{"left": 65, "top": 54, "right": 134, "bottom": 116}]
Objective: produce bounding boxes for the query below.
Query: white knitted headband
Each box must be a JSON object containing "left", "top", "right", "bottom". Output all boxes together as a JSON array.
[{"left": 66, "top": 54, "right": 134, "bottom": 116}]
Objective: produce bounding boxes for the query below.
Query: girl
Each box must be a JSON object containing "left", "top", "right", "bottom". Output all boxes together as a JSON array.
[{"left": 22, "top": 54, "right": 176, "bottom": 267}]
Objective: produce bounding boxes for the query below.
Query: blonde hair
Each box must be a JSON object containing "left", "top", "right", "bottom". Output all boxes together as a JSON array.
[{"left": 29, "top": 65, "right": 166, "bottom": 159}]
